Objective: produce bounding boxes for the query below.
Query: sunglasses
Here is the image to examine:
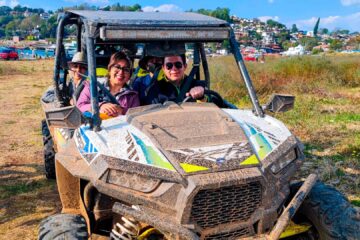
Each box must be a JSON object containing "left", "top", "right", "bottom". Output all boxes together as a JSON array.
[
  {"left": 113, "top": 64, "right": 131, "bottom": 73},
  {"left": 165, "top": 61, "right": 183, "bottom": 70}
]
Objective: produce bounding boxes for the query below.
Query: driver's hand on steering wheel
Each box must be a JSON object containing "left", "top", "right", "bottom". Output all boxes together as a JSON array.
[
  {"left": 100, "top": 103, "right": 123, "bottom": 117},
  {"left": 186, "top": 86, "right": 205, "bottom": 100}
]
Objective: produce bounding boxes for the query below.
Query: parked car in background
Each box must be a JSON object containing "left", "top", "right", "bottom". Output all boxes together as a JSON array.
[{"left": 0, "top": 48, "right": 19, "bottom": 60}]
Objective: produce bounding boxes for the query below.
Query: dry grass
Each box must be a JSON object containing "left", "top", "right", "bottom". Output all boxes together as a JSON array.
[
  {"left": 0, "top": 59, "right": 61, "bottom": 240},
  {"left": 209, "top": 55, "right": 360, "bottom": 202},
  {"left": 0, "top": 55, "right": 359, "bottom": 239}
]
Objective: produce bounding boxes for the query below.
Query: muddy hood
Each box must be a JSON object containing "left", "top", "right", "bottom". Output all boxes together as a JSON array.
[{"left": 74, "top": 104, "right": 292, "bottom": 175}]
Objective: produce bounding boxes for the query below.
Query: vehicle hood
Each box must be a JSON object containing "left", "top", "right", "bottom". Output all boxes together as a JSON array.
[{"left": 74, "top": 103, "right": 292, "bottom": 175}]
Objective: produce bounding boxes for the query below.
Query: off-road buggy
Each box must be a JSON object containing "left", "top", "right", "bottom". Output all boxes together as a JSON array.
[{"left": 39, "top": 10, "right": 359, "bottom": 240}]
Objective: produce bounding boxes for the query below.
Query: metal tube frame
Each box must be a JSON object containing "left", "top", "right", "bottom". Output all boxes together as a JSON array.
[
  {"left": 199, "top": 43, "right": 210, "bottom": 88},
  {"left": 83, "top": 21, "right": 101, "bottom": 131},
  {"left": 76, "top": 22, "right": 82, "bottom": 52},
  {"left": 54, "top": 13, "right": 70, "bottom": 106},
  {"left": 193, "top": 44, "right": 200, "bottom": 81},
  {"left": 229, "top": 30, "right": 264, "bottom": 117}
]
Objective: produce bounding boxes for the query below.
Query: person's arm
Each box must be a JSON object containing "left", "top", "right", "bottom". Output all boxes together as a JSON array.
[{"left": 76, "top": 82, "right": 92, "bottom": 112}]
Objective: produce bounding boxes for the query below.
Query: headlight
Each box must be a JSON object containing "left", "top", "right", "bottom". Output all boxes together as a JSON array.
[
  {"left": 107, "top": 169, "right": 161, "bottom": 193},
  {"left": 270, "top": 149, "right": 297, "bottom": 174}
]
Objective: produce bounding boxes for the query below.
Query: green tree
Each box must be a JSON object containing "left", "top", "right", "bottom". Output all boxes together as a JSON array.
[
  {"left": 248, "top": 30, "right": 262, "bottom": 41},
  {"left": 291, "top": 24, "right": 298, "bottom": 33},
  {"left": 329, "top": 39, "right": 343, "bottom": 50},
  {"left": 5, "top": 20, "right": 18, "bottom": 37},
  {"left": 0, "top": 6, "right": 12, "bottom": 15},
  {"left": 222, "top": 39, "right": 230, "bottom": 50},
  {"left": 299, "top": 37, "right": 319, "bottom": 51},
  {"left": 338, "top": 29, "right": 350, "bottom": 35},
  {"left": 0, "top": 27, "right": 5, "bottom": 37},
  {"left": 13, "top": 5, "right": 27, "bottom": 12},
  {"left": 319, "top": 28, "right": 329, "bottom": 35},
  {"left": 281, "top": 40, "right": 294, "bottom": 50},
  {"left": 0, "top": 15, "right": 14, "bottom": 27},
  {"left": 276, "top": 31, "right": 290, "bottom": 45},
  {"left": 102, "top": 6, "right": 111, "bottom": 11},
  {"left": 313, "top": 17, "right": 320, "bottom": 36},
  {"left": 266, "top": 19, "right": 286, "bottom": 29},
  {"left": 19, "top": 15, "right": 42, "bottom": 34},
  {"left": 312, "top": 48, "right": 323, "bottom": 55},
  {"left": 212, "top": 7, "right": 231, "bottom": 22},
  {"left": 190, "top": 8, "right": 231, "bottom": 22},
  {"left": 129, "top": 4, "right": 142, "bottom": 11}
]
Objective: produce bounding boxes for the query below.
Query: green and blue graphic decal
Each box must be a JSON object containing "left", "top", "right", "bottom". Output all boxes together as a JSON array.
[
  {"left": 131, "top": 133, "right": 209, "bottom": 173},
  {"left": 80, "top": 126, "right": 98, "bottom": 153},
  {"left": 131, "top": 133, "right": 175, "bottom": 171},
  {"left": 240, "top": 122, "right": 272, "bottom": 160}
]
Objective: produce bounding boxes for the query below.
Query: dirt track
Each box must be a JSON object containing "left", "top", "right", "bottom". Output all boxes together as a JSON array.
[{"left": 0, "top": 60, "right": 60, "bottom": 239}]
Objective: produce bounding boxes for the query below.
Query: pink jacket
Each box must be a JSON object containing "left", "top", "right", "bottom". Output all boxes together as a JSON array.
[{"left": 76, "top": 81, "right": 140, "bottom": 114}]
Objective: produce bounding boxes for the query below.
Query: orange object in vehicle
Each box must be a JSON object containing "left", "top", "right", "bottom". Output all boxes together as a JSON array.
[{"left": 99, "top": 113, "right": 113, "bottom": 120}]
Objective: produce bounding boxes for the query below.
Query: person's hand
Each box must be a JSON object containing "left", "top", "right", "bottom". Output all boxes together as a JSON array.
[
  {"left": 186, "top": 86, "right": 204, "bottom": 99},
  {"left": 100, "top": 103, "right": 123, "bottom": 117}
]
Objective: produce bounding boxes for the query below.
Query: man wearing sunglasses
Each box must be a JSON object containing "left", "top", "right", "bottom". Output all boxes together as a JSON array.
[{"left": 142, "top": 54, "right": 206, "bottom": 105}]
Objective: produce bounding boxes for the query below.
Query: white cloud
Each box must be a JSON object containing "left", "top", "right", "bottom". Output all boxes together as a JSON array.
[
  {"left": 0, "top": 0, "right": 20, "bottom": 7},
  {"left": 142, "top": 4, "right": 182, "bottom": 12},
  {"left": 340, "top": 0, "right": 360, "bottom": 6},
  {"left": 289, "top": 12, "right": 360, "bottom": 32},
  {"left": 9, "top": 0, "right": 19, "bottom": 7},
  {"left": 258, "top": 16, "right": 280, "bottom": 22}
]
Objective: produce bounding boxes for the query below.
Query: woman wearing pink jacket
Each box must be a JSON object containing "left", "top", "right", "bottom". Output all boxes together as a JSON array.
[{"left": 77, "top": 51, "right": 140, "bottom": 116}]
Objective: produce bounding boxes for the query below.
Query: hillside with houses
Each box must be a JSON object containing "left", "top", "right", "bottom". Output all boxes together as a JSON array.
[
  {"left": 0, "top": 4, "right": 359, "bottom": 57},
  {"left": 230, "top": 15, "right": 360, "bottom": 55}
]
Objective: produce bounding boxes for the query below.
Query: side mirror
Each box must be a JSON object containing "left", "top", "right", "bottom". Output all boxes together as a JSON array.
[
  {"left": 45, "top": 105, "right": 84, "bottom": 128},
  {"left": 264, "top": 94, "right": 295, "bottom": 113}
]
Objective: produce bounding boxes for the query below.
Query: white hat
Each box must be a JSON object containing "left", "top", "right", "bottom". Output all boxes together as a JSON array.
[{"left": 68, "top": 52, "right": 87, "bottom": 67}]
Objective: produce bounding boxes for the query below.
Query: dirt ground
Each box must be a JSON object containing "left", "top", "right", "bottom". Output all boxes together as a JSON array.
[{"left": 0, "top": 60, "right": 60, "bottom": 239}]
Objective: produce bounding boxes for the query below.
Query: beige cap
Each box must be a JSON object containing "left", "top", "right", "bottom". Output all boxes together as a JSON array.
[{"left": 68, "top": 52, "right": 87, "bottom": 67}]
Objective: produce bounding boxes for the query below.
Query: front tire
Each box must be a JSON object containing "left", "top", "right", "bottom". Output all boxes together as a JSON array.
[
  {"left": 292, "top": 181, "right": 360, "bottom": 240},
  {"left": 41, "top": 119, "right": 56, "bottom": 179},
  {"left": 38, "top": 214, "right": 88, "bottom": 240}
]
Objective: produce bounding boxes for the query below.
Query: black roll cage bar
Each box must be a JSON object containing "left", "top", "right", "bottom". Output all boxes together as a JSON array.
[{"left": 53, "top": 11, "right": 264, "bottom": 132}]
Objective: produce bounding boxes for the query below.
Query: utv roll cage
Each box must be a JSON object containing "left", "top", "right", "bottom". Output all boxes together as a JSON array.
[{"left": 54, "top": 10, "right": 264, "bottom": 131}]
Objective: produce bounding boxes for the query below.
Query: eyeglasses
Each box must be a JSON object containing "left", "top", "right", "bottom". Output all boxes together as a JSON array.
[
  {"left": 165, "top": 61, "right": 183, "bottom": 70},
  {"left": 113, "top": 64, "right": 131, "bottom": 73}
]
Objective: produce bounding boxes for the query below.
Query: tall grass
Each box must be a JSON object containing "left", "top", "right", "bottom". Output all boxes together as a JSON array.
[{"left": 208, "top": 55, "right": 360, "bottom": 104}]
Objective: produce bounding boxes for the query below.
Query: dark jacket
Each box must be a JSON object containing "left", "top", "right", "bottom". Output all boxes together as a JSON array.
[
  {"left": 132, "top": 74, "right": 153, "bottom": 105},
  {"left": 142, "top": 72, "right": 206, "bottom": 105}
]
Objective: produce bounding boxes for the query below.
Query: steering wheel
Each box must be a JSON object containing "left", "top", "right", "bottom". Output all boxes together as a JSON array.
[{"left": 182, "top": 89, "right": 225, "bottom": 108}]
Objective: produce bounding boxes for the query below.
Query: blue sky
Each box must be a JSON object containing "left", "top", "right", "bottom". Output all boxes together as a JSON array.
[{"left": 1, "top": 0, "right": 360, "bottom": 31}]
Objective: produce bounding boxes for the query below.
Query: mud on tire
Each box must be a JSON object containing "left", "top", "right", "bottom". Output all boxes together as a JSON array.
[
  {"left": 292, "top": 181, "right": 360, "bottom": 240},
  {"left": 38, "top": 214, "right": 88, "bottom": 240},
  {"left": 41, "top": 119, "right": 56, "bottom": 179}
]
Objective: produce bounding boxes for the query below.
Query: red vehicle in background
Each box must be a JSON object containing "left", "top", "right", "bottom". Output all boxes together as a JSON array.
[{"left": 0, "top": 48, "right": 19, "bottom": 60}]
